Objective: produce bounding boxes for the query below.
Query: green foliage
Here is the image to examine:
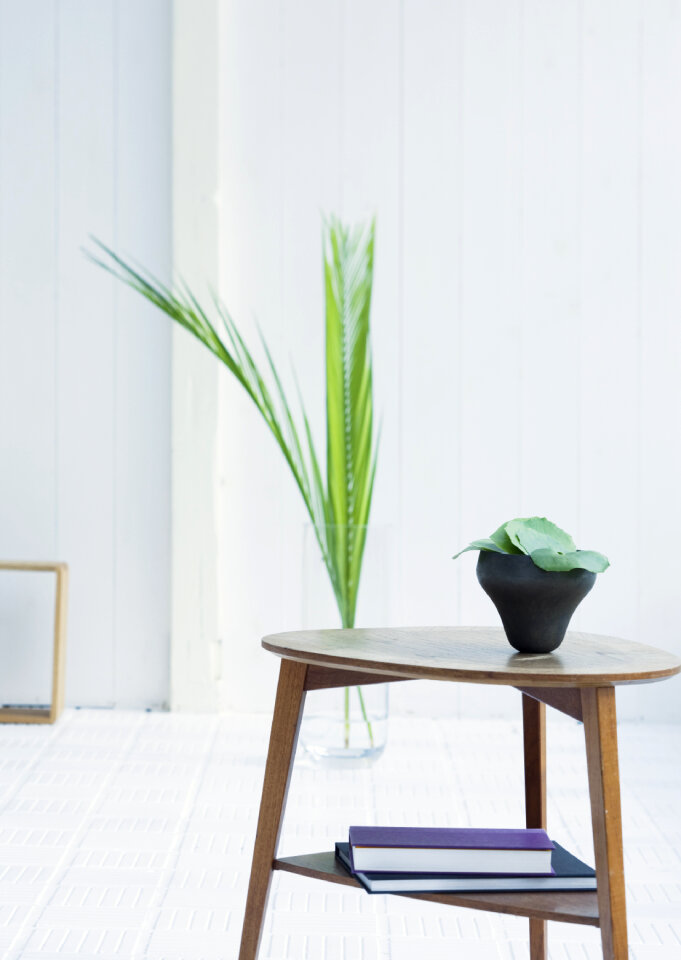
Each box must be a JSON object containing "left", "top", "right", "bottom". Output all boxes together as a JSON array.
[
  {"left": 86, "top": 216, "right": 379, "bottom": 631},
  {"left": 505, "top": 517, "right": 575, "bottom": 556},
  {"left": 489, "top": 523, "right": 524, "bottom": 555},
  {"left": 453, "top": 517, "right": 610, "bottom": 574},
  {"left": 323, "top": 218, "right": 378, "bottom": 628},
  {"left": 529, "top": 548, "right": 609, "bottom": 573}
]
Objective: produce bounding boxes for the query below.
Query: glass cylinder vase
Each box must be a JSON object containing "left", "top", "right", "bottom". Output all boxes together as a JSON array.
[{"left": 300, "top": 523, "right": 394, "bottom": 766}]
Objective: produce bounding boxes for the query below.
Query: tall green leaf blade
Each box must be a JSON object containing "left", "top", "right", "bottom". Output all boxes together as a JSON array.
[
  {"left": 324, "top": 217, "right": 376, "bottom": 627},
  {"left": 347, "top": 440, "right": 380, "bottom": 626}
]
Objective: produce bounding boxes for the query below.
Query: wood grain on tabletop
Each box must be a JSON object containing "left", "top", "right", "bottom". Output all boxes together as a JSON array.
[{"left": 263, "top": 626, "right": 681, "bottom": 687}]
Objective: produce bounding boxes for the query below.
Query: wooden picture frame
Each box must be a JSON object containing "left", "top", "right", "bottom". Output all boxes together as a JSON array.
[{"left": 0, "top": 561, "right": 68, "bottom": 723}]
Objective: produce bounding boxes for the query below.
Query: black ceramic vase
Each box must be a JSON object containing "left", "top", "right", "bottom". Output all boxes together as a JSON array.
[{"left": 476, "top": 551, "right": 596, "bottom": 654}]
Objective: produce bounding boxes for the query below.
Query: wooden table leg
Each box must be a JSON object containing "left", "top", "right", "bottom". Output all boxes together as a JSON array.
[
  {"left": 522, "top": 693, "right": 547, "bottom": 960},
  {"left": 582, "top": 687, "right": 628, "bottom": 960},
  {"left": 238, "top": 659, "right": 308, "bottom": 960}
]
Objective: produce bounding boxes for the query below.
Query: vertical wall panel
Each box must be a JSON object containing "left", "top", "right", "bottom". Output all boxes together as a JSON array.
[
  {"left": 0, "top": 1, "right": 58, "bottom": 704},
  {"left": 280, "top": 0, "right": 342, "bottom": 452},
  {"left": 397, "top": 0, "right": 463, "bottom": 717},
  {"left": 0, "top": 0, "right": 171, "bottom": 708},
  {"left": 114, "top": 0, "right": 171, "bottom": 707},
  {"left": 638, "top": 1, "right": 681, "bottom": 719},
  {"left": 578, "top": 0, "right": 640, "bottom": 655},
  {"left": 0, "top": 1, "right": 57, "bottom": 556},
  {"left": 459, "top": 0, "right": 524, "bottom": 605},
  {"left": 278, "top": 0, "right": 343, "bottom": 635},
  {"left": 340, "top": 0, "right": 401, "bottom": 636},
  {"left": 56, "top": 0, "right": 116, "bottom": 706},
  {"left": 172, "top": 0, "right": 223, "bottom": 711},
  {"left": 341, "top": 0, "right": 401, "bottom": 533},
  {"left": 520, "top": 0, "right": 581, "bottom": 528},
  {"left": 457, "top": 0, "right": 523, "bottom": 719},
  {"left": 220, "top": 0, "right": 289, "bottom": 712}
]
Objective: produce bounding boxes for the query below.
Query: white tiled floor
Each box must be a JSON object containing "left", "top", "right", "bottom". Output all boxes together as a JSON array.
[{"left": 0, "top": 708, "right": 677, "bottom": 959}]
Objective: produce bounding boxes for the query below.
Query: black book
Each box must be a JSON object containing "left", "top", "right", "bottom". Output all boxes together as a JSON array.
[{"left": 335, "top": 841, "right": 596, "bottom": 894}]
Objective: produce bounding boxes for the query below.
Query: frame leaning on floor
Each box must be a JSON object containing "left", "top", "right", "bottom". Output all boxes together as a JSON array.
[{"left": 0, "top": 561, "right": 68, "bottom": 724}]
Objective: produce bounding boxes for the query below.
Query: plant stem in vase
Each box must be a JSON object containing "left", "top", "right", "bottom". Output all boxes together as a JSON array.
[
  {"left": 87, "top": 217, "right": 385, "bottom": 761},
  {"left": 301, "top": 522, "right": 391, "bottom": 763}
]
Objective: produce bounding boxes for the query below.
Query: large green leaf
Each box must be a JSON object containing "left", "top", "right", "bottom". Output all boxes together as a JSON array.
[
  {"left": 505, "top": 517, "right": 576, "bottom": 556},
  {"left": 453, "top": 515, "right": 609, "bottom": 577},
  {"left": 452, "top": 538, "right": 510, "bottom": 559},
  {"left": 452, "top": 523, "right": 523, "bottom": 560},
  {"left": 530, "top": 548, "right": 610, "bottom": 573},
  {"left": 489, "top": 523, "right": 523, "bottom": 554}
]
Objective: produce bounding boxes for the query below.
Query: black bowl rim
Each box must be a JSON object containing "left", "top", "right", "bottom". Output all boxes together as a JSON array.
[{"left": 476, "top": 550, "right": 597, "bottom": 578}]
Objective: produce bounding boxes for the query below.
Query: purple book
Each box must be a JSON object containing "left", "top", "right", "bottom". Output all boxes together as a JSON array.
[{"left": 349, "top": 827, "right": 555, "bottom": 875}]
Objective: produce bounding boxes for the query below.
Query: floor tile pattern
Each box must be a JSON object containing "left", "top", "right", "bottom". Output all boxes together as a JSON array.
[{"left": 0, "top": 708, "right": 677, "bottom": 958}]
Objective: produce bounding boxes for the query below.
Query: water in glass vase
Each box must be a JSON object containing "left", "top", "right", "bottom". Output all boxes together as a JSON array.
[
  {"left": 302, "top": 683, "right": 389, "bottom": 765},
  {"left": 300, "top": 524, "right": 394, "bottom": 766}
]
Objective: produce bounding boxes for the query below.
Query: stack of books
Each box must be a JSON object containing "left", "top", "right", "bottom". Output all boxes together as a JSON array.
[{"left": 335, "top": 826, "right": 596, "bottom": 894}]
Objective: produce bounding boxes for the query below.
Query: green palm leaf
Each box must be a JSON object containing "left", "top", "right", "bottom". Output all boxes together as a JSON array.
[
  {"left": 324, "top": 216, "right": 378, "bottom": 628},
  {"left": 85, "top": 217, "right": 378, "bottom": 633}
]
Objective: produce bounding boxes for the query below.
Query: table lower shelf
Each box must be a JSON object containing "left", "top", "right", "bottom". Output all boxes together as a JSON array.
[{"left": 273, "top": 852, "right": 600, "bottom": 927}]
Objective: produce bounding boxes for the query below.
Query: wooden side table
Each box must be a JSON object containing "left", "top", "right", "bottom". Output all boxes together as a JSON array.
[{"left": 237, "top": 626, "right": 681, "bottom": 960}]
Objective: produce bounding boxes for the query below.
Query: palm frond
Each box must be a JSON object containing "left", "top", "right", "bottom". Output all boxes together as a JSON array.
[
  {"left": 323, "top": 216, "right": 376, "bottom": 627},
  {"left": 85, "top": 219, "right": 378, "bottom": 633}
]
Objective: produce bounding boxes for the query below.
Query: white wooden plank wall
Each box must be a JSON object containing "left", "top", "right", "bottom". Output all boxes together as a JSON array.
[
  {"left": 219, "top": 0, "right": 681, "bottom": 723},
  {"left": 0, "top": 0, "right": 171, "bottom": 708}
]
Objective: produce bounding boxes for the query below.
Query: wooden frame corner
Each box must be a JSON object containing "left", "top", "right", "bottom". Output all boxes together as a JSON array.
[{"left": 0, "top": 561, "right": 69, "bottom": 724}]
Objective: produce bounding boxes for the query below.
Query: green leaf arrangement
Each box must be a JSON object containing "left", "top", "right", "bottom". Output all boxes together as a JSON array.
[
  {"left": 453, "top": 517, "right": 610, "bottom": 574},
  {"left": 86, "top": 216, "right": 379, "bottom": 745}
]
